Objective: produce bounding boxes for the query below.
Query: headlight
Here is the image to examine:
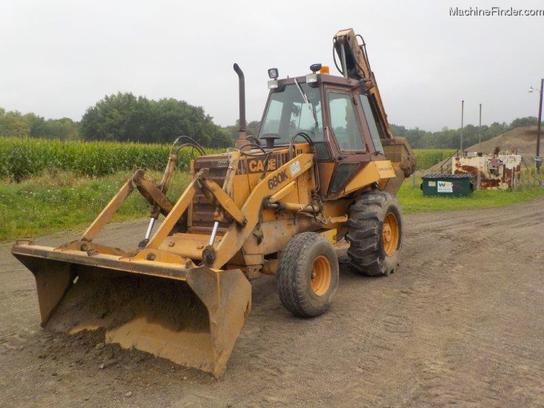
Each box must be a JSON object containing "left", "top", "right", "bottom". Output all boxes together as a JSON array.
[
  {"left": 306, "top": 73, "right": 318, "bottom": 84},
  {"left": 268, "top": 80, "right": 279, "bottom": 89}
]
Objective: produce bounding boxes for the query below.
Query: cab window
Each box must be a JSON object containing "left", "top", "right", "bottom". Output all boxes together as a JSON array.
[
  {"left": 327, "top": 92, "right": 365, "bottom": 152},
  {"left": 259, "top": 83, "right": 323, "bottom": 144},
  {"left": 359, "top": 94, "right": 384, "bottom": 154},
  {"left": 260, "top": 99, "right": 283, "bottom": 135}
]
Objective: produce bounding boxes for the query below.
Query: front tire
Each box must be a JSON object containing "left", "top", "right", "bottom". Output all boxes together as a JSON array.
[
  {"left": 347, "top": 190, "right": 403, "bottom": 276},
  {"left": 277, "top": 232, "right": 339, "bottom": 318}
]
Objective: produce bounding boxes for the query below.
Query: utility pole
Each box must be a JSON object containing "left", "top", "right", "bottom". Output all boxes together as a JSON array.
[
  {"left": 537, "top": 78, "right": 543, "bottom": 174},
  {"left": 476, "top": 103, "right": 483, "bottom": 190},
  {"left": 460, "top": 99, "right": 464, "bottom": 154},
  {"left": 478, "top": 103, "right": 482, "bottom": 152}
]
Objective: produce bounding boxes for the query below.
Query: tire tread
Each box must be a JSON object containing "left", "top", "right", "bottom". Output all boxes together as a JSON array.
[
  {"left": 347, "top": 190, "right": 402, "bottom": 276},
  {"left": 277, "top": 232, "right": 338, "bottom": 318}
]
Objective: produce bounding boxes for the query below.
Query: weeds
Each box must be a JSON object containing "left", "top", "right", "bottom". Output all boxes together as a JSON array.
[{"left": 0, "top": 170, "right": 190, "bottom": 241}]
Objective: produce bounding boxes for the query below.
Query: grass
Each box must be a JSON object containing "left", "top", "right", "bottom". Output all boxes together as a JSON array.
[
  {"left": 0, "top": 171, "right": 190, "bottom": 241},
  {"left": 1, "top": 169, "right": 543, "bottom": 242},
  {"left": 397, "top": 177, "right": 544, "bottom": 214},
  {"left": 0, "top": 138, "right": 537, "bottom": 242}
]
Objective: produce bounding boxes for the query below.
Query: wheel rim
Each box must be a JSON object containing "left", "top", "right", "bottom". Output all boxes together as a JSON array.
[
  {"left": 383, "top": 212, "right": 400, "bottom": 257},
  {"left": 311, "top": 255, "right": 332, "bottom": 296}
]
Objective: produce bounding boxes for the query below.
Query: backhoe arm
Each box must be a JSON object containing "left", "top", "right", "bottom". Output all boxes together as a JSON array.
[
  {"left": 334, "top": 28, "right": 416, "bottom": 178},
  {"left": 334, "top": 28, "right": 393, "bottom": 140}
]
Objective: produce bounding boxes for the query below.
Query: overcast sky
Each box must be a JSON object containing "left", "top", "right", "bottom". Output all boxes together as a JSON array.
[{"left": 1, "top": 0, "right": 543, "bottom": 130}]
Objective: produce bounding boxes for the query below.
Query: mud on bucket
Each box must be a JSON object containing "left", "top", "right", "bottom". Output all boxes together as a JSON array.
[{"left": 13, "top": 250, "right": 252, "bottom": 377}]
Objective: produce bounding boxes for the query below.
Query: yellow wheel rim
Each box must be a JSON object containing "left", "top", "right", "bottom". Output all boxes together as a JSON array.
[
  {"left": 311, "top": 255, "right": 332, "bottom": 296},
  {"left": 383, "top": 212, "right": 400, "bottom": 257}
]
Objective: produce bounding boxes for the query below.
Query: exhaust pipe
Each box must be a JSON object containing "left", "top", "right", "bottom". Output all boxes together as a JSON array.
[{"left": 233, "top": 63, "right": 248, "bottom": 147}]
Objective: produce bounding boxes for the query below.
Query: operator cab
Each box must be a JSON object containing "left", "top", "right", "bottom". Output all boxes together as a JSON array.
[
  {"left": 258, "top": 65, "right": 387, "bottom": 197},
  {"left": 259, "top": 65, "right": 385, "bottom": 158}
]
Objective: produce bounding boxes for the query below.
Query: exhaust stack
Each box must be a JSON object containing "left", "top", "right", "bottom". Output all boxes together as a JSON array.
[{"left": 233, "top": 63, "right": 248, "bottom": 147}]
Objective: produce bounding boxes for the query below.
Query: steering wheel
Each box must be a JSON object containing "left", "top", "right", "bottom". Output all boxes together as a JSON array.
[{"left": 260, "top": 133, "right": 281, "bottom": 148}]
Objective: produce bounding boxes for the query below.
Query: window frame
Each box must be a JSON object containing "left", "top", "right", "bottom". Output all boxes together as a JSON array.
[
  {"left": 325, "top": 88, "right": 367, "bottom": 154},
  {"left": 359, "top": 94, "right": 385, "bottom": 155},
  {"left": 258, "top": 82, "right": 325, "bottom": 145}
]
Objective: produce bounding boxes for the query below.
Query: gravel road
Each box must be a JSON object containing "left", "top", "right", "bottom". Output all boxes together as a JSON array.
[{"left": 1, "top": 198, "right": 543, "bottom": 407}]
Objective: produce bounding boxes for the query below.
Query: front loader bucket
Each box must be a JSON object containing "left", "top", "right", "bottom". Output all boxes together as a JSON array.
[{"left": 12, "top": 242, "right": 251, "bottom": 377}]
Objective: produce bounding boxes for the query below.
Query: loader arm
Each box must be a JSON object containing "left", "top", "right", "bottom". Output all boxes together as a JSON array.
[
  {"left": 200, "top": 177, "right": 246, "bottom": 226},
  {"left": 211, "top": 153, "right": 315, "bottom": 269}
]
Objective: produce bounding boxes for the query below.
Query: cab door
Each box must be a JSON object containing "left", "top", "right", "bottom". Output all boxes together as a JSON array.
[{"left": 323, "top": 87, "right": 373, "bottom": 197}]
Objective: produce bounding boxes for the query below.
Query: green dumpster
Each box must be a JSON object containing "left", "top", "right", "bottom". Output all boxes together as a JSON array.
[{"left": 421, "top": 174, "right": 474, "bottom": 197}]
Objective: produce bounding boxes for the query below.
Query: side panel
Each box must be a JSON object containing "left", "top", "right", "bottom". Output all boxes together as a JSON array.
[
  {"left": 343, "top": 160, "right": 396, "bottom": 195},
  {"left": 211, "top": 153, "right": 315, "bottom": 269}
]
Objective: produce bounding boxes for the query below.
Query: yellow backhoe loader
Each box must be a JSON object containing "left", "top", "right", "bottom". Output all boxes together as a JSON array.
[{"left": 12, "top": 28, "right": 415, "bottom": 377}]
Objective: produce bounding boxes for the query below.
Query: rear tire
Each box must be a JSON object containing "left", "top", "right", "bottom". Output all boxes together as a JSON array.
[
  {"left": 347, "top": 190, "right": 402, "bottom": 276},
  {"left": 277, "top": 232, "right": 339, "bottom": 318}
]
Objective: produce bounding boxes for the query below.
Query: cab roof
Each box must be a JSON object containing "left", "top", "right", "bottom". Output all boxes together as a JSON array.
[{"left": 275, "top": 73, "right": 360, "bottom": 88}]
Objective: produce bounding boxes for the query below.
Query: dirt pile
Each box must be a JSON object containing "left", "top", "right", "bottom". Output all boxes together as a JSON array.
[
  {"left": 420, "top": 126, "right": 539, "bottom": 174},
  {"left": 467, "top": 126, "right": 539, "bottom": 164}
]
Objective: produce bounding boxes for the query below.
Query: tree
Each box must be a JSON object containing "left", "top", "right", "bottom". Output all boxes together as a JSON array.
[
  {"left": 80, "top": 93, "right": 232, "bottom": 147},
  {"left": 225, "top": 120, "right": 261, "bottom": 143},
  {"left": 0, "top": 108, "right": 79, "bottom": 139},
  {"left": 25, "top": 113, "right": 79, "bottom": 140},
  {"left": 80, "top": 93, "right": 149, "bottom": 142},
  {"left": 510, "top": 116, "right": 538, "bottom": 128},
  {"left": 0, "top": 111, "right": 31, "bottom": 137},
  {"left": 389, "top": 120, "right": 513, "bottom": 149}
]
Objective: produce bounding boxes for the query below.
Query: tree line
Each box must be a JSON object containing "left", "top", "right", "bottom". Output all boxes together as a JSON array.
[
  {"left": 0, "top": 94, "right": 539, "bottom": 149},
  {"left": 0, "top": 93, "right": 233, "bottom": 147},
  {"left": 0, "top": 108, "right": 78, "bottom": 140},
  {"left": 391, "top": 117, "right": 539, "bottom": 149},
  {"left": 226, "top": 116, "right": 539, "bottom": 150}
]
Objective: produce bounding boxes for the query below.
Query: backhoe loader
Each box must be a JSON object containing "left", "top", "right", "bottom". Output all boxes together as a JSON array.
[{"left": 12, "top": 28, "right": 415, "bottom": 377}]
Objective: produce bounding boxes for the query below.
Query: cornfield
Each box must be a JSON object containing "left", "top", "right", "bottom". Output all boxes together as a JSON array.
[
  {"left": 0, "top": 137, "right": 220, "bottom": 182},
  {"left": 413, "top": 149, "right": 456, "bottom": 171},
  {"left": 0, "top": 137, "right": 456, "bottom": 182}
]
